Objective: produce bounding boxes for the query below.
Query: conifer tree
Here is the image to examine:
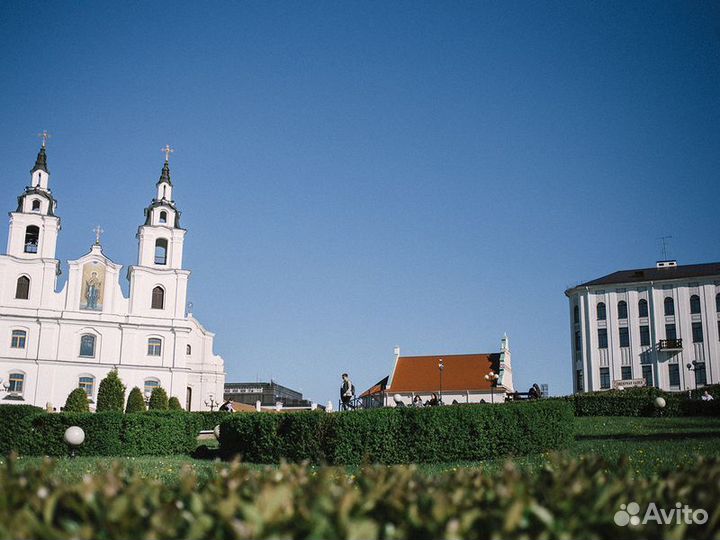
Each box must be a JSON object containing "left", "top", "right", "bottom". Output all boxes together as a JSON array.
[
  {"left": 64, "top": 388, "right": 90, "bottom": 413},
  {"left": 125, "top": 386, "right": 146, "bottom": 413},
  {"left": 148, "top": 387, "right": 169, "bottom": 410},
  {"left": 96, "top": 369, "right": 126, "bottom": 412}
]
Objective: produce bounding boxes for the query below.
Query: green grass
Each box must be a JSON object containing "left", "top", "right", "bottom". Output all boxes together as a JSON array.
[{"left": 3, "top": 416, "right": 719, "bottom": 482}]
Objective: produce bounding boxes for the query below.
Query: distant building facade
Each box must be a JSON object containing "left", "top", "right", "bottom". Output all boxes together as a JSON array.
[
  {"left": 224, "top": 381, "right": 313, "bottom": 407},
  {"left": 566, "top": 260, "right": 720, "bottom": 393},
  {"left": 360, "top": 335, "right": 514, "bottom": 406}
]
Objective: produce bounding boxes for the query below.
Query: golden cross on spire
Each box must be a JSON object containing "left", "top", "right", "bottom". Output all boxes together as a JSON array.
[
  {"left": 161, "top": 144, "right": 174, "bottom": 162},
  {"left": 93, "top": 225, "right": 104, "bottom": 245},
  {"left": 37, "top": 130, "right": 51, "bottom": 148}
]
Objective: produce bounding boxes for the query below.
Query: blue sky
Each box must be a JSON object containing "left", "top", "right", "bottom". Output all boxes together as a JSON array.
[{"left": 1, "top": 1, "right": 718, "bottom": 403}]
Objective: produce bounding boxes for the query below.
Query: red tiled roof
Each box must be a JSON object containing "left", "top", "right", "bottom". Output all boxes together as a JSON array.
[
  {"left": 389, "top": 353, "right": 501, "bottom": 393},
  {"left": 360, "top": 376, "right": 389, "bottom": 398}
]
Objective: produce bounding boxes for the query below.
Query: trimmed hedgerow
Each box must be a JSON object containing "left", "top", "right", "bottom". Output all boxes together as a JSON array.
[
  {"left": 563, "top": 387, "right": 720, "bottom": 417},
  {"left": 121, "top": 412, "right": 201, "bottom": 456},
  {"left": 26, "top": 412, "right": 124, "bottom": 456},
  {"left": 194, "top": 411, "right": 235, "bottom": 431},
  {"left": 0, "top": 405, "right": 44, "bottom": 454},
  {"left": 220, "top": 400, "right": 574, "bottom": 464}
]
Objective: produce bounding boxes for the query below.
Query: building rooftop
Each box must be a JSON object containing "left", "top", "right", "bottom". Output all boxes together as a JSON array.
[
  {"left": 568, "top": 261, "right": 720, "bottom": 292},
  {"left": 388, "top": 353, "right": 501, "bottom": 393}
]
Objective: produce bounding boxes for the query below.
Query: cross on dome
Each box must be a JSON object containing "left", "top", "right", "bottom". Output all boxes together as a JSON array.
[
  {"left": 37, "top": 130, "right": 51, "bottom": 148},
  {"left": 93, "top": 225, "right": 104, "bottom": 245},
  {"left": 161, "top": 144, "right": 174, "bottom": 162}
]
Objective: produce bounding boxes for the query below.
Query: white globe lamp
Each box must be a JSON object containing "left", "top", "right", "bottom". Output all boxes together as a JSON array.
[
  {"left": 64, "top": 426, "right": 85, "bottom": 457},
  {"left": 654, "top": 397, "right": 666, "bottom": 409}
]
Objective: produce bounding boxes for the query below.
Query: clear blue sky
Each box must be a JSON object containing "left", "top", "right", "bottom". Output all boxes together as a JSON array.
[{"left": 1, "top": 1, "right": 718, "bottom": 403}]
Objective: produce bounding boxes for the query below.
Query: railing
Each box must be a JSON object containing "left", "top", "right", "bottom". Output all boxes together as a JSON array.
[{"left": 659, "top": 339, "right": 683, "bottom": 350}]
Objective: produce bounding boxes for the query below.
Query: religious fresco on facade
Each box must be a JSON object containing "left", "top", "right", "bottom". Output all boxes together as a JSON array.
[{"left": 80, "top": 261, "right": 105, "bottom": 311}]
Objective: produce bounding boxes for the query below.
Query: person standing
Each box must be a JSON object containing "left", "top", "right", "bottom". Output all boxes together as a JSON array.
[{"left": 340, "top": 373, "right": 355, "bottom": 410}]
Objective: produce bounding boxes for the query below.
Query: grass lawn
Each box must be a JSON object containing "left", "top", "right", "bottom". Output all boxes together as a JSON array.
[{"left": 3, "top": 416, "right": 719, "bottom": 481}]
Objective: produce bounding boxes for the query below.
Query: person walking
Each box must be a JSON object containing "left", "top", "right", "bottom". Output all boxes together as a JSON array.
[{"left": 340, "top": 373, "right": 355, "bottom": 410}]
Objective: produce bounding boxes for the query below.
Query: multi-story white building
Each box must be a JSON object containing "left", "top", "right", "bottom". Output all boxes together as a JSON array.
[
  {"left": 566, "top": 260, "right": 720, "bottom": 393},
  {"left": 0, "top": 142, "right": 225, "bottom": 410}
]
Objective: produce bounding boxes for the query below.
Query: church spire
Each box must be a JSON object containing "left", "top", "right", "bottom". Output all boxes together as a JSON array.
[{"left": 31, "top": 145, "right": 49, "bottom": 174}]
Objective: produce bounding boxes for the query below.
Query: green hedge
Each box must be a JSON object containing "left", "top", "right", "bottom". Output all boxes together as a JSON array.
[
  {"left": 562, "top": 387, "right": 720, "bottom": 417},
  {"left": 220, "top": 400, "right": 574, "bottom": 464},
  {"left": 0, "top": 453, "right": 718, "bottom": 539},
  {"left": 193, "top": 411, "right": 234, "bottom": 431},
  {"left": 0, "top": 409, "right": 202, "bottom": 456}
]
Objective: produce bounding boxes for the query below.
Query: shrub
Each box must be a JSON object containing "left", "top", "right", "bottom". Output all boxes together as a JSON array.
[
  {"left": 63, "top": 388, "right": 90, "bottom": 413},
  {"left": 567, "top": 387, "right": 720, "bottom": 417},
  {"left": 27, "top": 412, "right": 124, "bottom": 456},
  {"left": 125, "top": 387, "right": 146, "bottom": 413},
  {"left": 220, "top": 400, "right": 574, "bottom": 464},
  {"left": 193, "top": 411, "right": 234, "bottom": 431},
  {"left": 95, "top": 369, "right": 126, "bottom": 412},
  {"left": 0, "top": 405, "right": 44, "bottom": 454},
  {"left": 168, "top": 396, "right": 183, "bottom": 410},
  {"left": 148, "top": 387, "right": 169, "bottom": 410},
  {"left": 121, "top": 412, "right": 201, "bottom": 456}
]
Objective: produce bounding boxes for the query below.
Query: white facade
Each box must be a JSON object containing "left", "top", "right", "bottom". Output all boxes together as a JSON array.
[
  {"left": 566, "top": 261, "right": 720, "bottom": 393},
  {"left": 0, "top": 145, "right": 225, "bottom": 410}
]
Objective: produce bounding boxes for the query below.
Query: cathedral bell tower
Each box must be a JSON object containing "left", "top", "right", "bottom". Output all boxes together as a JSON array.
[
  {"left": 6, "top": 134, "right": 61, "bottom": 260},
  {"left": 128, "top": 146, "right": 190, "bottom": 319}
]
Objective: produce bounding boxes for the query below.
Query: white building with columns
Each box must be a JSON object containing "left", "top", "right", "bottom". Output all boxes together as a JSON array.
[
  {"left": 566, "top": 260, "right": 720, "bottom": 393},
  {"left": 0, "top": 142, "right": 225, "bottom": 410}
]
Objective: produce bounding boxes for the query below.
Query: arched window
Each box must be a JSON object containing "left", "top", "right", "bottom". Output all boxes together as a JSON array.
[
  {"left": 147, "top": 337, "right": 162, "bottom": 356},
  {"left": 638, "top": 299, "right": 648, "bottom": 318},
  {"left": 573, "top": 305, "right": 580, "bottom": 324},
  {"left": 159, "top": 211, "right": 167, "bottom": 224},
  {"left": 15, "top": 276, "right": 30, "bottom": 300},
  {"left": 186, "top": 344, "right": 192, "bottom": 355},
  {"left": 664, "top": 297, "right": 675, "bottom": 316},
  {"left": 618, "top": 301, "right": 628, "bottom": 320},
  {"left": 8, "top": 372, "right": 25, "bottom": 394},
  {"left": 79, "top": 334, "right": 96, "bottom": 357},
  {"left": 79, "top": 376, "right": 95, "bottom": 397},
  {"left": 10, "top": 330, "right": 27, "bottom": 349},
  {"left": 690, "top": 295, "right": 701, "bottom": 315},
  {"left": 144, "top": 378, "right": 160, "bottom": 397},
  {"left": 596, "top": 302, "right": 606, "bottom": 321},
  {"left": 154, "top": 238, "right": 168, "bottom": 265},
  {"left": 31, "top": 199, "right": 40, "bottom": 211},
  {"left": 151, "top": 286, "right": 165, "bottom": 309},
  {"left": 24, "top": 225, "right": 39, "bottom": 253}
]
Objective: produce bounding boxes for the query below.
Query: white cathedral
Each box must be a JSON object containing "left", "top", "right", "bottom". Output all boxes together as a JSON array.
[{"left": 0, "top": 141, "right": 225, "bottom": 410}]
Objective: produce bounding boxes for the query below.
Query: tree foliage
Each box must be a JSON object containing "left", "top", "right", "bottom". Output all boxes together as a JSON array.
[
  {"left": 64, "top": 388, "right": 90, "bottom": 413},
  {"left": 168, "top": 396, "right": 183, "bottom": 411},
  {"left": 96, "top": 369, "right": 126, "bottom": 412},
  {"left": 148, "top": 387, "right": 169, "bottom": 410},
  {"left": 125, "top": 387, "right": 146, "bottom": 413}
]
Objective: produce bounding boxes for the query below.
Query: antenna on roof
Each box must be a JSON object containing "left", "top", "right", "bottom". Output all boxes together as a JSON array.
[{"left": 658, "top": 235, "right": 673, "bottom": 261}]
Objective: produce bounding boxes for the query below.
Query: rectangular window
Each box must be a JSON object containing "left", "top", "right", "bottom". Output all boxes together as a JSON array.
[
  {"left": 621, "top": 366, "right": 632, "bottom": 380},
  {"left": 574, "top": 331, "right": 582, "bottom": 352},
  {"left": 619, "top": 327, "right": 630, "bottom": 348},
  {"left": 668, "top": 364, "right": 680, "bottom": 388},
  {"left": 640, "top": 325, "right": 650, "bottom": 346},
  {"left": 695, "top": 363, "right": 707, "bottom": 387},
  {"left": 8, "top": 373, "right": 24, "bottom": 393},
  {"left": 642, "top": 365, "right": 653, "bottom": 387},
  {"left": 576, "top": 370, "right": 583, "bottom": 392},
  {"left": 692, "top": 322, "right": 704, "bottom": 343},
  {"left": 665, "top": 323, "right": 677, "bottom": 341},
  {"left": 600, "top": 367, "right": 610, "bottom": 389},
  {"left": 597, "top": 328, "right": 608, "bottom": 349},
  {"left": 147, "top": 338, "right": 162, "bottom": 356},
  {"left": 79, "top": 335, "right": 96, "bottom": 358},
  {"left": 79, "top": 376, "right": 95, "bottom": 397},
  {"left": 10, "top": 330, "right": 26, "bottom": 349}
]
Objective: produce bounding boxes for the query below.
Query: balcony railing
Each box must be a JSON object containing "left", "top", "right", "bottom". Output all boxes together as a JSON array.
[{"left": 659, "top": 339, "right": 683, "bottom": 350}]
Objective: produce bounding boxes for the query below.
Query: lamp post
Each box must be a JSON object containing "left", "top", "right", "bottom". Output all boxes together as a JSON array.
[
  {"left": 64, "top": 426, "right": 85, "bottom": 458},
  {"left": 484, "top": 371, "right": 499, "bottom": 403},
  {"left": 204, "top": 394, "right": 218, "bottom": 411},
  {"left": 438, "top": 358, "right": 444, "bottom": 405},
  {"left": 686, "top": 361, "right": 699, "bottom": 392}
]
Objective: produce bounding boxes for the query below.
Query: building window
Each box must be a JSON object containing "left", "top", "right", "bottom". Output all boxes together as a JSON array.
[
  {"left": 576, "top": 370, "right": 583, "bottom": 392},
  {"left": 597, "top": 328, "right": 608, "bottom": 349},
  {"left": 31, "top": 199, "right": 40, "bottom": 211},
  {"left": 692, "top": 322, "right": 704, "bottom": 343},
  {"left": 79, "top": 376, "right": 95, "bottom": 397},
  {"left": 573, "top": 305, "right": 580, "bottom": 324},
  {"left": 641, "top": 364, "right": 653, "bottom": 387},
  {"left": 638, "top": 299, "right": 648, "bottom": 318},
  {"left": 24, "top": 225, "right": 39, "bottom": 254},
  {"left": 574, "top": 331, "right": 582, "bottom": 352},
  {"left": 668, "top": 364, "right": 680, "bottom": 388},
  {"left": 15, "top": 276, "right": 30, "bottom": 300},
  {"left": 596, "top": 302, "right": 606, "bottom": 321},
  {"left": 79, "top": 334, "right": 96, "bottom": 357},
  {"left": 186, "top": 344, "right": 192, "bottom": 355},
  {"left": 151, "top": 286, "right": 165, "bottom": 310},
  {"left": 664, "top": 297, "right": 674, "bottom": 316},
  {"left": 8, "top": 372, "right": 25, "bottom": 393},
  {"left": 695, "top": 362, "right": 707, "bottom": 387},
  {"left": 159, "top": 211, "right": 167, "bottom": 224},
  {"left": 617, "top": 301, "right": 628, "bottom": 320},
  {"left": 716, "top": 293, "right": 720, "bottom": 313},
  {"left": 154, "top": 239, "right": 168, "bottom": 265},
  {"left": 147, "top": 338, "right": 162, "bottom": 356},
  {"left": 690, "top": 295, "right": 701, "bottom": 315},
  {"left": 621, "top": 366, "right": 632, "bottom": 380},
  {"left": 144, "top": 378, "right": 160, "bottom": 396},
  {"left": 599, "top": 367, "right": 610, "bottom": 389},
  {"left": 10, "top": 330, "right": 27, "bottom": 349},
  {"left": 665, "top": 323, "right": 677, "bottom": 341},
  {"left": 619, "top": 327, "right": 629, "bottom": 348},
  {"left": 640, "top": 325, "right": 650, "bottom": 347}
]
